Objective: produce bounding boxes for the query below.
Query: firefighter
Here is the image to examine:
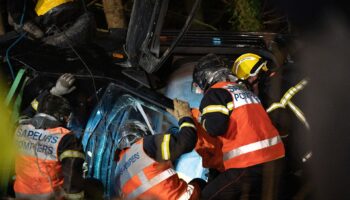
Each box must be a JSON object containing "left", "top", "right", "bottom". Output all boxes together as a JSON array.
[
  {"left": 191, "top": 53, "right": 285, "bottom": 200},
  {"left": 7, "top": 0, "right": 95, "bottom": 47},
  {"left": 20, "top": 73, "right": 76, "bottom": 123},
  {"left": 14, "top": 94, "right": 85, "bottom": 200},
  {"left": 233, "top": 53, "right": 312, "bottom": 199},
  {"left": 232, "top": 53, "right": 312, "bottom": 198},
  {"left": 114, "top": 99, "right": 204, "bottom": 200}
]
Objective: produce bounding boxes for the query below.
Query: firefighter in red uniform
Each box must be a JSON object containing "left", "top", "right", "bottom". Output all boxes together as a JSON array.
[
  {"left": 14, "top": 94, "right": 85, "bottom": 200},
  {"left": 232, "top": 53, "right": 312, "bottom": 198},
  {"left": 114, "top": 99, "right": 205, "bottom": 200},
  {"left": 191, "top": 53, "right": 285, "bottom": 200}
]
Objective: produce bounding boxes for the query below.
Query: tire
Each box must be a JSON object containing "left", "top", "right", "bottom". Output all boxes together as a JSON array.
[{"left": 42, "top": 12, "right": 96, "bottom": 48}]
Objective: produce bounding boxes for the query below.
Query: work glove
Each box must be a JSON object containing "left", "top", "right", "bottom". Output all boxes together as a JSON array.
[
  {"left": 8, "top": 15, "right": 44, "bottom": 39},
  {"left": 50, "top": 73, "right": 76, "bottom": 96},
  {"left": 22, "top": 21, "right": 44, "bottom": 39},
  {"left": 166, "top": 98, "right": 192, "bottom": 121}
]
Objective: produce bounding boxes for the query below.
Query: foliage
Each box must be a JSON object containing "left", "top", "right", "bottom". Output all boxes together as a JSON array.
[
  {"left": 227, "top": 0, "right": 264, "bottom": 31},
  {"left": 0, "top": 80, "right": 16, "bottom": 196}
]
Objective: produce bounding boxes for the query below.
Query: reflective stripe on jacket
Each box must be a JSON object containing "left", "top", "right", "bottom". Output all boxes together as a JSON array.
[
  {"left": 35, "top": 0, "right": 74, "bottom": 16},
  {"left": 115, "top": 139, "right": 190, "bottom": 200},
  {"left": 203, "top": 82, "right": 285, "bottom": 170},
  {"left": 14, "top": 124, "right": 70, "bottom": 195}
]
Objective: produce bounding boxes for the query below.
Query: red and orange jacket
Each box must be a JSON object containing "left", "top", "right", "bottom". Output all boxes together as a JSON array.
[
  {"left": 14, "top": 114, "right": 85, "bottom": 199},
  {"left": 195, "top": 82, "right": 285, "bottom": 171},
  {"left": 116, "top": 139, "right": 197, "bottom": 200}
]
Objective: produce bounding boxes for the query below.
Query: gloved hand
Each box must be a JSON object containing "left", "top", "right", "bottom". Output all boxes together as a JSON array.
[
  {"left": 22, "top": 21, "right": 44, "bottom": 39},
  {"left": 166, "top": 98, "right": 192, "bottom": 121},
  {"left": 50, "top": 73, "right": 76, "bottom": 96},
  {"left": 8, "top": 15, "right": 44, "bottom": 39}
]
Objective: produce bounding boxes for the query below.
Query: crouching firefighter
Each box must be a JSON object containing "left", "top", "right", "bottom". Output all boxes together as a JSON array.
[
  {"left": 20, "top": 73, "right": 76, "bottom": 122},
  {"left": 191, "top": 53, "right": 285, "bottom": 200},
  {"left": 114, "top": 99, "right": 205, "bottom": 200},
  {"left": 14, "top": 94, "right": 85, "bottom": 200}
]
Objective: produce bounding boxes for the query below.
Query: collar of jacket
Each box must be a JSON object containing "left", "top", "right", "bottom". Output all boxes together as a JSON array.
[
  {"left": 209, "top": 81, "right": 237, "bottom": 90},
  {"left": 30, "top": 113, "right": 62, "bottom": 129}
]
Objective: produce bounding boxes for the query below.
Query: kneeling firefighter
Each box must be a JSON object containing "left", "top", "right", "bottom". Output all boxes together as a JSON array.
[
  {"left": 14, "top": 94, "right": 85, "bottom": 200},
  {"left": 7, "top": 0, "right": 95, "bottom": 47},
  {"left": 114, "top": 99, "right": 205, "bottom": 200}
]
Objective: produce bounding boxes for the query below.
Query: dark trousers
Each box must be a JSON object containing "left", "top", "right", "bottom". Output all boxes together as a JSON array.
[{"left": 201, "top": 164, "right": 263, "bottom": 200}]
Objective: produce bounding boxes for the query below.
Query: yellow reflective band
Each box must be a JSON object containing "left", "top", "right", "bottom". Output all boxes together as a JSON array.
[
  {"left": 227, "top": 102, "right": 234, "bottom": 111},
  {"left": 59, "top": 150, "right": 85, "bottom": 161},
  {"left": 65, "top": 191, "right": 84, "bottom": 200},
  {"left": 267, "top": 79, "right": 308, "bottom": 112},
  {"left": 35, "top": 0, "right": 74, "bottom": 16},
  {"left": 31, "top": 99, "right": 39, "bottom": 111},
  {"left": 179, "top": 122, "right": 196, "bottom": 130},
  {"left": 202, "top": 105, "right": 229, "bottom": 115},
  {"left": 267, "top": 78, "right": 309, "bottom": 129},
  {"left": 288, "top": 101, "right": 310, "bottom": 129},
  {"left": 161, "top": 134, "right": 171, "bottom": 160}
]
